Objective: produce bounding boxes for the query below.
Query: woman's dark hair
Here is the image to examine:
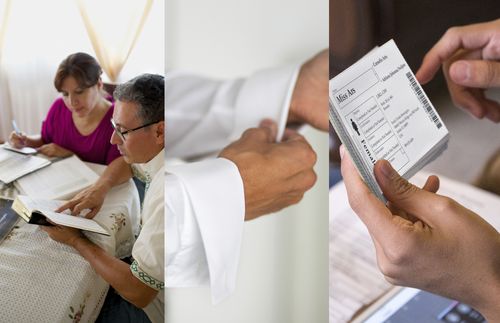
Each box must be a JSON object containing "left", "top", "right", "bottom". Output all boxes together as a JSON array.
[{"left": 54, "top": 52, "right": 102, "bottom": 91}]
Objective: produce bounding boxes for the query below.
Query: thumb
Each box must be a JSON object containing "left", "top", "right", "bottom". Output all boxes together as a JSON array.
[
  {"left": 258, "top": 119, "right": 278, "bottom": 141},
  {"left": 374, "top": 160, "right": 442, "bottom": 225},
  {"left": 449, "top": 60, "right": 500, "bottom": 88}
]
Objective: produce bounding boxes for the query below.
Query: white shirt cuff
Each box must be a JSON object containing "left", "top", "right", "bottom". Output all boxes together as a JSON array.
[
  {"left": 232, "top": 65, "right": 300, "bottom": 142},
  {"left": 166, "top": 158, "right": 245, "bottom": 304}
]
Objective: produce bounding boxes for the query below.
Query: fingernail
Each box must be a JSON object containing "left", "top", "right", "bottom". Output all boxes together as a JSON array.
[
  {"left": 379, "top": 160, "right": 396, "bottom": 179},
  {"left": 259, "top": 119, "right": 274, "bottom": 128},
  {"left": 339, "top": 145, "right": 345, "bottom": 159},
  {"left": 451, "top": 61, "right": 470, "bottom": 82},
  {"left": 486, "top": 107, "right": 500, "bottom": 121}
]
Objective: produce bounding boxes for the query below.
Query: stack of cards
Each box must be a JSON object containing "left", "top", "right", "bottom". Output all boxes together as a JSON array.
[{"left": 329, "top": 40, "right": 449, "bottom": 201}]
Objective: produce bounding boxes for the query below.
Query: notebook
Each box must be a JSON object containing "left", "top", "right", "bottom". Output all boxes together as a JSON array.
[{"left": 0, "top": 147, "right": 51, "bottom": 184}]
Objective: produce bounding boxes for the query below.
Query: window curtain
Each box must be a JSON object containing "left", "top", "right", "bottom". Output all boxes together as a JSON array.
[
  {"left": 0, "top": 0, "right": 162, "bottom": 142},
  {"left": 76, "top": 0, "right": 153, "bottom": 83},
  {"left": 0, "top": 0, "right": 92, "bottom": 142},
  {"left": 0, "top": 0, "right": 12, "bottom": 142},
  {"left": 0, "top": 0, "right": 11, "bottom": 60}
]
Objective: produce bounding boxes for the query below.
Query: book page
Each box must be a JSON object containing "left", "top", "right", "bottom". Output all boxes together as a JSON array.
[
  {"left": 0, "top": 149, "right": 51, "bottom": 184},
  {"left": 329, "top": 182, "right": 392, "bottom": 323},
  {"left": 15, "top": 155, "right": 99, "bottom": 200},
  {"left": 17, "top": 195, "right": 65, "bottom": 213},
  {"left": 329, "top": 40, "right": 449, "bottom": 176},
  {"left": 42, "top": 211, "right": 109, "bottom": 235},
  {"left": 16, "top": 195, "right": 109, "bottom": 235}
]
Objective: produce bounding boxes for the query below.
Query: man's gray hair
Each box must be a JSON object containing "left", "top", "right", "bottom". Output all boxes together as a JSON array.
[{"left": 114, "top": 74, "right": 164, "bottom": 124}]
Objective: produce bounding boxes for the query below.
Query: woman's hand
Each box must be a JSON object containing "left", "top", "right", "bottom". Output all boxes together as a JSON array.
[
  {"left": 8, "top": 131, "right": 27, "bottom": 148},
  {"left": 37, "top": 143, "right": 73, "bottom": 158}
]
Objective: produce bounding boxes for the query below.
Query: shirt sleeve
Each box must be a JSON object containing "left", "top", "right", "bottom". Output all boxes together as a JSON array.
[
  {"left": 41, "top": 98, "right": 62, "bottom": 144},
  {"left": 166, "top": 158, "right": 245, "bottom": 304},
  {"left": 165, "top": 65, "right": 299, "bottom": 159},
  {"left": 131, "top": 179, "right": 165, "bottom": 291}
]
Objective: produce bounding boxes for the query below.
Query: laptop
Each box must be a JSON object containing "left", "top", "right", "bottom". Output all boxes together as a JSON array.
[
  {"left": 0, "top": 198, "right": 19, "bottom": 243},
  {"left": 352, "top": 287, "right": 485, "bottom": 323}
]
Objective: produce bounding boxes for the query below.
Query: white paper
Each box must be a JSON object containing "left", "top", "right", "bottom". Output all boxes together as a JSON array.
[
  {"left": 330, "top": 39, "right": 448, "bottom": 173},
  {"left": 2, "top": 143, "right": 37, "bottom": 155},
  {"left": 15, "top": 155, "right": 99, "bottom": 200},
  {"left": 0, "top": 149, "right": 51, "bottom": 184}
]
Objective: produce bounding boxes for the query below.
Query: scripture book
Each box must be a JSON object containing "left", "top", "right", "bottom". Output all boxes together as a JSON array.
[{"left": 12, "top": 195, "right": 109, "bottom": 236}]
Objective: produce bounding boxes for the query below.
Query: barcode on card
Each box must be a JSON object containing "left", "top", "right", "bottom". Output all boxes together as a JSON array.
[{"left": 406, "top": 72, "right": 442, "bottom": 129}]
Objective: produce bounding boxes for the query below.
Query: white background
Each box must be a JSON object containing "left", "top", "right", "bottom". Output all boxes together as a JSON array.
[{"left": 166, "top": 0, "right": 329, "bottom": 322}]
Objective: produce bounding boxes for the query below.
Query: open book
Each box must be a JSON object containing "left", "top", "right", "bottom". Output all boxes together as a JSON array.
[
  {"left": 11, "top": 195, "right": 109, "bottom": 235},
  {"left": 15, "top": 155, "right": 99, "bottom": 200},
  {"left": 0, "top": 146, "right": 51, "bottom": 184},
  {"left": 329, "top": 40, "right": 449, "bottom": 201}
]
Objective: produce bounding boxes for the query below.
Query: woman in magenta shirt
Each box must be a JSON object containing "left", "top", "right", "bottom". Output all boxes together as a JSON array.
[
  {"left": 11, "top": 52, "right": 119, "bottom": 164},
  {"left": 9, "top": 53, "right": 132, "bottom": 217}
]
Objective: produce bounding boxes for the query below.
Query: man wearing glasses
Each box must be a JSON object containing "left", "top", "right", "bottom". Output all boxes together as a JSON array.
[{"left": 43, "top": 74, "right": 165, "bottom": 323}]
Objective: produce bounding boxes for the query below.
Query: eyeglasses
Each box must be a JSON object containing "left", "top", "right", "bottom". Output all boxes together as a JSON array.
[{"left": 110, "top": 118, "right": 161, "bottom": 141}]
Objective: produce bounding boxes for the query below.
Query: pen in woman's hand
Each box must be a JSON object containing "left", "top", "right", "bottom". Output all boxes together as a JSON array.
[
  {"left": 11, "top": 120, "right": 27, "bottom": 147},
  {"left": 12, "top": 120, "right": 21, "bottom": 136}
]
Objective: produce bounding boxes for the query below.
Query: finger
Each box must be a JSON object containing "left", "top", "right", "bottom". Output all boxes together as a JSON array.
[
  {"left": 72, "top": 201, "right": 91, "bottom": 216},
  {"left": 279, "top": 134, "right": 317, "bottom": 169},
  {"left": 258, "top": 119, "right": 278, "bottom": 141},
  {"left": 483, "top": 99, "right": 500, "bottom": 122},
  {"left": 440, "top": 49, "right": 492, "bottom": 118},
  {"left": 449, "top": 60, "right": 500, "bottom": 88},
  {"left": 280, "top": 130, "right": 307, "bottom": 145},
  {"left": 55, "top": 199, "right": 80, "bottom": 213},
  {"left": 285, "top": 169, "right": 317, "bottom": 194},
  {"left": 37, "top": 145, "right": 48, "bottom": 154},
  {"left": 282, "top": 127, "right": 299, "bottom": 141},
  {"left": 84, "top": 207, "right": 100, "bottom": 219},
  {"left": 373, "top": 160, "right": 442, "bottom": 226},
  {"left": 241, "top": 126, "right": 274, "bottom": 143},
  {"left": 340, "top": 146, "right": 397, "bottom": 238},
  {"left": 447, "top": 85, "right": 488, "bottom": 119},
  {"left": 422, "top": 175, "right": 440, "bottom": 193},
  {"left": 416, "top": 23, "right": 495, "bottom": 84}
]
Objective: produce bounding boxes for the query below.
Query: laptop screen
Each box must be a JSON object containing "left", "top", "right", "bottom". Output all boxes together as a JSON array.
[
  {"left": 0, "top": 198, "right": 18, "bottom": 243},
  {"left": 362, "top": 288, "right": 485, "bottom": 323}
]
